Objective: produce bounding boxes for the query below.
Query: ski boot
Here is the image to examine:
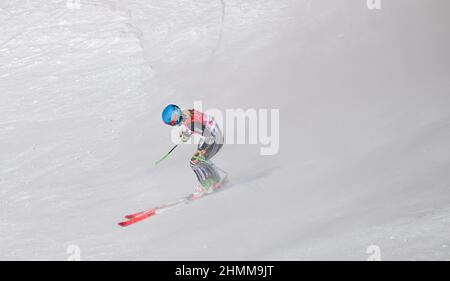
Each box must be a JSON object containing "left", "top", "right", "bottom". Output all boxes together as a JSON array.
[
  {"left": 191, "top": 176, "right": 222, "bottom": 199},
  {"left": 212, "top": 175, "right": 228, "bottom": 191}
]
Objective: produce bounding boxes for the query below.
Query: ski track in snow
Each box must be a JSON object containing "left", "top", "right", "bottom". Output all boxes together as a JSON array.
[{"left": 1, "top": 0, "right": 450, "bottom": 260}]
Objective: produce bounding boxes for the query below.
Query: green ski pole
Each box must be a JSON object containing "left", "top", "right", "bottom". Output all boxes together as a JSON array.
[{"left": 155, "top": 144, "right": 179, "bottom": 165}]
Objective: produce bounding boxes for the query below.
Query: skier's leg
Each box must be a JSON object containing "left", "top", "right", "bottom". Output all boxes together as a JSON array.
[
  {"left": 198, "top": 142, "right": 223, "bottom": 187},
  {"left": 204, "top": 142, "right": 223, "bottom": 161},
  {"left": 204, "top": 142, "right": 223, "bottom": 178},
  {"left": 189, "top": 158, "right": 213, "bottom": 198},
  {"left": 189, "top": 147, "right": 217, "bottom": 191},
  {"left": 190, "top": 150, "right": 214, "bottom": 183},
  {"left": 190, "top": 156, "right": 208, "bottom": 182}
]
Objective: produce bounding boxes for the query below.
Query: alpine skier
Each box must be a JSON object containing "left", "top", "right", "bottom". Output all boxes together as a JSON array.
[{"left": 161, "top": 104, "right": 225, "bottom": 197}]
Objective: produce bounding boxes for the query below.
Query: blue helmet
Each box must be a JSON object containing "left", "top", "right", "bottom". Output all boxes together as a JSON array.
[{"left": 162, "top": 104, "right": 182, "bottom": 126}]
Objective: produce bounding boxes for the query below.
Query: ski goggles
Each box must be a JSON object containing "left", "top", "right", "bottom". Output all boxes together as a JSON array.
[{"left": 169, "top": 113, "right": 181, "bottom": 126}]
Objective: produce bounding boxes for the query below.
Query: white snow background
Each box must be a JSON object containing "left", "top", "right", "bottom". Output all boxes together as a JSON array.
[{"left": 0, "top": 0, "right": 449, "bottom": 260}]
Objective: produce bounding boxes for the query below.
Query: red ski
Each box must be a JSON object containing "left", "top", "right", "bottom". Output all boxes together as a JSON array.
[
  {"left": 118, "top": 194, "right": 196, "bottom": 227},
  {"left": 118, "top": 177, "right": 228, "bottom": 227},
  {"left": 118, "top": 209, "right": 157, "bottom": 227},
  {"left": 124, "top": 211, "right": 147, "bottom": 220}
]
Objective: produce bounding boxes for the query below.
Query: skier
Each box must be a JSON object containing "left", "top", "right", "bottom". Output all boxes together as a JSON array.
[{"left": 162, "top": 104, "right": 225, "bottom": 197}]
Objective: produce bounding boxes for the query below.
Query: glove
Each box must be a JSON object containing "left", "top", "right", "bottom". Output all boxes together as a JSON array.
[{"left": 179, "top": 130, "right": 191, "bottom": 143}]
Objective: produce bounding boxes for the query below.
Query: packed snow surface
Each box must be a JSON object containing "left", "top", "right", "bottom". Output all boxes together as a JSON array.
[{"left": 0, "top": 0, "right": 449, "bottom": 260}]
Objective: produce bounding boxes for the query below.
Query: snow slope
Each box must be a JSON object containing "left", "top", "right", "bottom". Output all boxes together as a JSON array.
[{"left": 0, "top": 0, "right": 449, "bottom": 260}]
